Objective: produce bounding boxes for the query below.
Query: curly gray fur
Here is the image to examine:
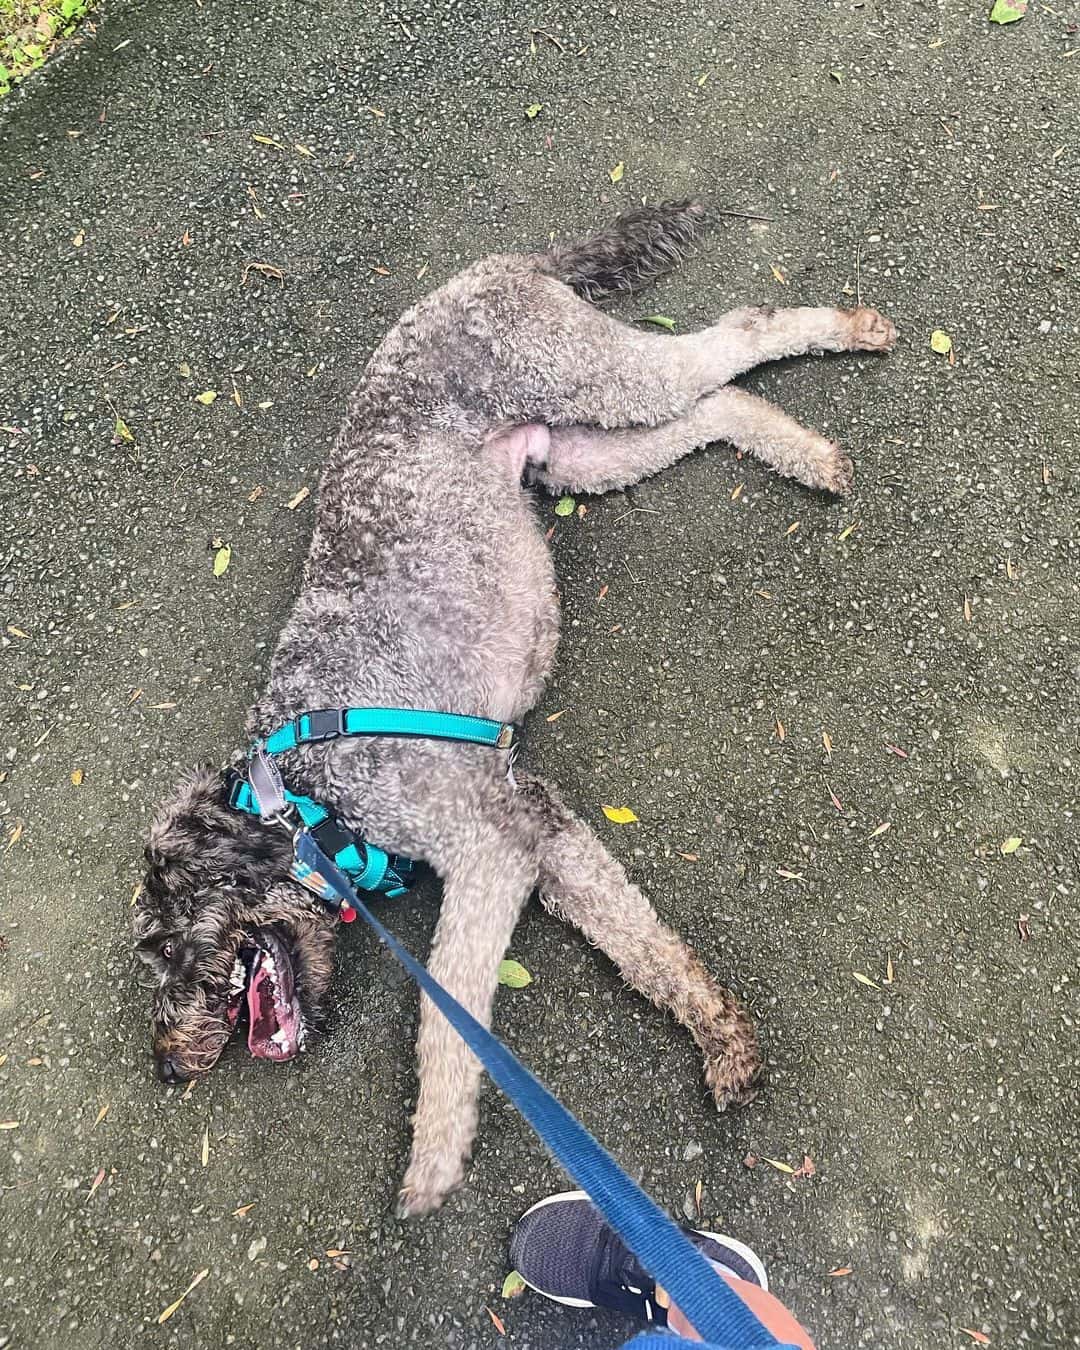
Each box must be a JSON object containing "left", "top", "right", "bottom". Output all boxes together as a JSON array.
[{"left": 135, "top": 202, "right": 897, "bottom": 1216}]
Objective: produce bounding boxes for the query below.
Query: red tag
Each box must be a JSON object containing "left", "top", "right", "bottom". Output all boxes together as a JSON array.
[{"left": 340, "top": 904, "right": 356, "bottom": 923}]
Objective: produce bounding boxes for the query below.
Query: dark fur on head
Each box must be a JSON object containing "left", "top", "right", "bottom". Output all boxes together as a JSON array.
[{"left": 134, "top": 767, "right": 336, "bottom": 1080}]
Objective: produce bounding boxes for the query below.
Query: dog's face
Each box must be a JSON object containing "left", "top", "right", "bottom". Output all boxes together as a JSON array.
[{"left": 133, "top": 767, "right": 337, "bottom": 1083}]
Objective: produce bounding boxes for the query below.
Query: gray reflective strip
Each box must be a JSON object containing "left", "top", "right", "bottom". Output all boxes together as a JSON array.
[{"left": 249, "top": 748, "right": 288, "bottom": 818}]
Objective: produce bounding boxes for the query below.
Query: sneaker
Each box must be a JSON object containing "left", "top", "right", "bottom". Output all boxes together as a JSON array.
[{"left": 509, "top": 1189, "right": 768, "bottom": 1325}]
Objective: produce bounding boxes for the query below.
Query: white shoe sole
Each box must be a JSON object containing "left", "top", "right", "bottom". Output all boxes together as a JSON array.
[{"left": 514, "top": 1188, "right": 769, "bottom": 1307}]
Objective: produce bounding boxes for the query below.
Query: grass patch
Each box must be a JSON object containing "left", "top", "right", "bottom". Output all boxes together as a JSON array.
[{"left": 1, "top": 0, "right": 95, "bottom": 97}]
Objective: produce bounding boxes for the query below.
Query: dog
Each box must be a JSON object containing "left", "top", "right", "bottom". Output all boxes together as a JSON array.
[{"left": 134, "top": 201, "right": 896, "bottom": 1215}]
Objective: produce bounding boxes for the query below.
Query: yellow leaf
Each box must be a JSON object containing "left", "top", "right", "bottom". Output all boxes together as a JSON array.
[
  {"left": 822, "top": 731, "right": 833, "bottom": 756},
  {"left": 545, "top": 709, "right": 567, "bottom": 722},
  {"left": 196, "top": 390, "right": 218, "bottom": 405},
  {"left": 72, "top": 230, "right": 85, "bottom": 247},
  {"left": 785, "top": 520, "right": 800, "bottom": 536},
  {"left": 212, "top": 545, "right": 231, "bottom": 577},
  {"left": 609, "top": 161, "right": 625, "bottom": 183},
  {"left": 868, "top": 821, "right": 891, "bottom": 839},
  {"left": 730, "top": 483, "right": 744, "bottom": 500},
  {"left": 525, "top": 103, "right": 543, "bottom": 118},
  {"left": 94, "top": 1104, "right": 109, "bottom": 1127},
  {"left": 1000, "top": 836, "right": 1022, "bottom": 855},
  {"left": 114, "top": 416, "right": 134, "bottom": 443},
  {"left": 885, "top": 956, "right": 894, "bottom": 984},
  {"left": 201, "top": 1127, "right": 210, "bottom": 1167},
  {"left": 6, "top": 625, "right": 29, "bottom": 638},
  {"left": 294, "top": 143, "right": 314, "bottom": 156},
  {"left": 497, "top": 959, "right": 532, "bottom": 988},
  {"left": 776, "top": 867, "right": 805, "bottom": 882},
  {"left": 286, "top": 486, "right": 310, "bottom": 510},
  {"left": 502, "top": 1270, "right": 527, "bottom": 1299},
  {"left": 70, "top": 768, "right": 84, "bottom": 786},
  {"left": 837, "top": 521, "right": 859, "bottom": 542},
  {"left": 252, "top": 133, "right": 286, "bottom": 150},
  {"left": 762, "top": 1157, "right": 795, "bottom": 1174},
  {"left": 233, "top": 1202, "right": 257, "bottom": 1217},
  {"left": 853, "top": 971, "right": 880, "bottom": 989},
  {"left": 602, "top": 804, "right": 639, "bottom": 824},
  {"left": 157, "top": 1269, "right": 209, "bottom": 1324},
  {"left": 930, "top": 329, "right": 952, "bottom": 355},
  {"left": 775, "top": 717, "right": 785, "bottom": 742},
  {"left": 0, "top": 1121, "right": 19, "bottom": 1130},
  {"left": 770, "top": 264, "right": 788, "bottom": 285}
]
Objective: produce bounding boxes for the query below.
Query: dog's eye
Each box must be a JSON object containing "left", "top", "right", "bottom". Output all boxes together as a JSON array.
[{"left": 161, "top": 942, "right": 175, "bottom": 961}]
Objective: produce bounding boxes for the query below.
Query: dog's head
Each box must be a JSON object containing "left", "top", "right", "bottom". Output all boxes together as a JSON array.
[{"left": 133, "top": 766, "right": 337, "bottom": 1083}]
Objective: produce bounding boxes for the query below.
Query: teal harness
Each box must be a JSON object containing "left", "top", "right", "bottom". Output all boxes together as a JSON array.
[{"left": 226, "top": 707, "right": 514, "bottom": 920}]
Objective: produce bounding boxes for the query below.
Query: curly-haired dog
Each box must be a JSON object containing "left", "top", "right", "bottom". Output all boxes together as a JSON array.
[{"left": 135, "top": 202, "right": 896, "bottom": 1215}]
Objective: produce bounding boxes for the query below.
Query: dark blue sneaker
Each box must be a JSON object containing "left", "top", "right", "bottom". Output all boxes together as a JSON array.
[{"left": 509, "top": 1189, "right": 768, "bottom": 1325}]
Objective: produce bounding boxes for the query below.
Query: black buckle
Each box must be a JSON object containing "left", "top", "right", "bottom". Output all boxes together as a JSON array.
[
  {"left": 311, "top": 815, "right": 358, "bottom": 861},
  {"left": 303, "top": 708, "right": 345, "bottom": 742}
]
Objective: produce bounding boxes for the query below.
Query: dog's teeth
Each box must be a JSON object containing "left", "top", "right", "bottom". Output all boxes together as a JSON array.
[{"left": 270, "top": 1028, "right": 291, "bottom": 1048}]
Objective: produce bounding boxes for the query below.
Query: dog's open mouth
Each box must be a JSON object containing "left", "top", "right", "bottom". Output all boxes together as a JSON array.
[{"left": 226, "top": 927, "right": 305, "bottom": 1061}]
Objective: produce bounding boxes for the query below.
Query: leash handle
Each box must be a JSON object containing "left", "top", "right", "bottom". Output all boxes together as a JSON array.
[{"left": 313, "top": 846, "right": 779, "bottom": 1348}]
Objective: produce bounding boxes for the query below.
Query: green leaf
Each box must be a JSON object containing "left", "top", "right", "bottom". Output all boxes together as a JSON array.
[
  {"left": 639, "top": 314, "right": 676, "bottom": 332},
  {"left": 829, "top": 69, "right": 843, "bottom": 84},
  {"left": 497, "top": 959, "right": 532, "bottom": 989},
  {"left": 114, "top": 415, "right": 134, "bottom": 443},
  {"left": 525, "top": 103, "right": 542, "bottom": 119},
  {"left": 989, "top": 0, "right": 1026, "bottom": 22},
  {"left": 501, "top": 1271, "right": 527, "bottom": 1299},
  {"left": 212, "top": 543, "right": 231, "bottom": 577},
  {"left": 602, "top": 805, "right": 639, "bottom": 825},
  {"left": 195, "top": 390, "right": 218, "bottom": 405},
  {"left": 554, "top": 495, "right": 575, "bottom": 517},
  {"left": 930, "top": 329, "right": 952, "bottom": 355},
  {"left": 1000, "top": 836, "right": 1022, "bottom": 855},
  {"left": 608, "top": 161, "right": 624, "bottom": 183}
]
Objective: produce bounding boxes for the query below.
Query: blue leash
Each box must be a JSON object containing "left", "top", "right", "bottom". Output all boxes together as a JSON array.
[{"left": 295, "top": 832, "right": 782, "bottom": 1348}]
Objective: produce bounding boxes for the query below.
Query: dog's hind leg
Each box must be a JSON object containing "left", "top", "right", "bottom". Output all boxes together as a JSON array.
[
  {"left": 398, "top": 814, "right": 539, "bottom": 1217},
  {"left": 533, "top": 384, "right": 854, "bottom": 495},
  {"left": 518, "top": 774, "right": 761, "bottom": 1110}
]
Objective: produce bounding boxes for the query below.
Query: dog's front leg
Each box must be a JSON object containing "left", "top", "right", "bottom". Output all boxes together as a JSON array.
[{"left": 397, "top": 831, "right": 537, "bottom": 1217}]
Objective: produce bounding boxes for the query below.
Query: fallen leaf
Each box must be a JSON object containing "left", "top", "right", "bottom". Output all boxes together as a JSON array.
[
  {"left": 94, "top": 1104, "right": 109, "bottom": 1128},
  {"left": 792, "top": 1154, "right": 816, "bottom": 1179},
  {"left": 6, "top": 625, "right": 29, "bottom": 638},
  {"left": 71, "top": 768, "right": 84, "bottom": 787},
  {"left": 697, "top": 72, "right": 710, "bottom": 86},
  {"left": 182, "top": 1079, "right": 196, "bottom": 1101},
  {"left": 248, "top": 485, "right": 264, "bottom": 502},
  {"left": 885, "top": 955, "right": 895, "bottom": 984},
  {"left": 828, "top": 1266, "right": 853, "bottom": 1277},
  {"left": 485, "top": 1307, "right": 506, "bottom": 1335},
  {"left": 286, "top": 486, "right": 311, "bottom": 510},
  {"left": 829, "top": 69, "right": 844, "bottom": 84},
  {"left": 743, "top": 1152, "right": 758, "bottom": 1168},
  {"left": 157, "top": 1268, "right": 209, "bottom": 1325},
  {"left": 853, "top": 972, "right": 880, "bottom": 989},
  {"left": 988, "top": 0, "right": 1025, "bottom": 22},
  {"left": 0, "top": 1121, "right": 19, "bottom": 1131},
  {"left": 676, "top": 851, "right": 699, "bottom": 862},
  {"left": 822, "top": 730, "right": 834, "bottom": 757},
  {"left": 502, "top": 1270, "right": 527, "bottom": 1299},
  {"left": 930, "top": 329, "right": 953, "bottom": 355},
  {"left": 776, "top": 867, "right": 805, "bottom": 882},
  {"left": 212, "top": 544, "right": 231, "bottom": 577},
  {"left": 114, "top": 415, "right": 134, "bottom": 443},
  {"left": 195, "top": 390, "right": 218, "bottom": 405},
  {"left": 884, "top": 743, "right": 909, "bottom": 759},
  {"left": 201, "top": 1127, "right": 209, "bottom": 1167},
  {"left": 294, "top": 143, "right": 314, "bottom": 157},
  {"left": 72, "top": 230, "right": 85, "bottom": 247},
  {"left": 785, "top": 520, "right": 800, "bottom": 537},
  {"left": 5, "top": 822, "right": 24, "bottom": 853},
  {"left": 1000, "top": 836, "right": 1022, "bottom": 855},
  {"left": 762, "top": 1157, "right": 795, "bottom": 1174},
  {"left": 307, "top": 1258, "right": 319, "bottom": 1271},
  {"left": 497, "top": 959, "right": 532, "bottom": 988},
  {"left": 775, "top": 717, "right": 786, "bottom": 742},
  {"left": 694, "top": 1179, "right": 704, "bottom": 1216},
  {"left": 609, "top": 162, "right": 625, "bottom": 184},
  {"left": 770, "top": 264, "right": 788, "bottom": 285},
  {"left": 963, "top": 595, "right": 972, "bottom": 623},
  {"left": 554, "top": 495, "right": 575, "bottom": 516},
  {"left": 639, "top": 314, "right": 676, "bottom": 331},
  {"left": 324, "top": 1248, "right": 349, "bottom": 1258},
  {"left": 1042, "top": 463, "right": 1050, "bottom": 486},
  {"left": 602, "top": 805, "right": 639, "bottom": 824},
  {"left": 525, "top": 103, "right": 542, "bottom": 118},
  {"left": 87, "top": 1167, "right": 106, "bottom": 1200},
  {"left": 827, "top": 784, "right": 842, "bottom": 812},
  {"left": 1017, "top": 914, "right": 1030, "bottom": 942},
  {"left": 233, "top": 1202, "right": 257, "bottom": 1218},
  {"left": 252, "top": 133, "right": 286, "bottom": 150},
  {"left": 231, "top": 380, "right": 243, "bottom": 409},
  {"left": 868, "top": 822, "right": 891, "bottom": 840},
  {"left": 179, "top": 362, "right": 192, "bottom": 378},
  {"left": 959, "top": 1331, "right": 991, "bottom": 1346},
  {"left": 598, "top": 584, "right": 609, "bottom": 599},
  {"left": 545, "top": 709, "right": 567, "bottom": 722},
  {"left": 130, "top": 883, "right": 142, "bottom": 908},
  {"left": 837, "top": 521, "right": 859, "bottom": 542},
  {"left": 730, "top": 483, "right": 744, "bottom": 500},
  {"left": 180, "top": 229, "right": 192, "bottom": 247}
]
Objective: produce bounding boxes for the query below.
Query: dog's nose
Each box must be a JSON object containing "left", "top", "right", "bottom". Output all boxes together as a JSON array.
[{"left": 157, "top": 1054, "right": 185, "bottom": 1085}]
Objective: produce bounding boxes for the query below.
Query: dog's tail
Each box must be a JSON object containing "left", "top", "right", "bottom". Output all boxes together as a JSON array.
[{"left": 540, "top": 199, "right": 707, "bottom": 302}]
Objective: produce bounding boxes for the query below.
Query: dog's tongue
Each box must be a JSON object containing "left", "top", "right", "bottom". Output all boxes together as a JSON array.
[{"left": 246, "top": 949, "right": 302, "bottom": 1061}]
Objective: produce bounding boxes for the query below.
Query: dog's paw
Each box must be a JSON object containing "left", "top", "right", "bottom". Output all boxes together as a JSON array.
[
  {"left": 844, "top": 307, "right": 897, "bottom": 353},
  {"left": 396, "top": 1150, "right": 468, "bottom": 1219},
  {"left": 698, "top": 1009, "right": 762, "bottom": 1111},
  {"left": 819, "top": 444, "right": 854, "bottom": 496}
]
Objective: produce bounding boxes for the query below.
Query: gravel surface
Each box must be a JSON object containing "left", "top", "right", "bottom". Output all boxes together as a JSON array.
[{"left": 1, "top": 2, "right": 1078, "bottom": 1347}]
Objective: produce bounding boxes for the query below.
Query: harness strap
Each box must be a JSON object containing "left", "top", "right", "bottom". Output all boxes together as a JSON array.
[
  {"left": 262, "top": 707, "right": 514, "bottom": 757},
  {"left": 225, "top": 774, "right": 414, "bottom": 900}
]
